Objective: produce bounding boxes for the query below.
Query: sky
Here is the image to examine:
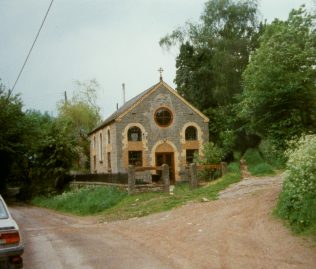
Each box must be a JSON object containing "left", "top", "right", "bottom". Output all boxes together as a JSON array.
[{"left": 0, "top": 0, "right": 314, "bottom": 119}]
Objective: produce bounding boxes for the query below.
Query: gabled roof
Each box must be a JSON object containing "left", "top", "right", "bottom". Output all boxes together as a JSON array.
[{"left": 89, "top": 80, "right": 209, "bottom": 135}]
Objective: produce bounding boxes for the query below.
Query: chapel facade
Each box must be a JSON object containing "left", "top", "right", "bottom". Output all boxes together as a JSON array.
[{"left": 89, "top": 77, "right": 209, "bottom": 183}]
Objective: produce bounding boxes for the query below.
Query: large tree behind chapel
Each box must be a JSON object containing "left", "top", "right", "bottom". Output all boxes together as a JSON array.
[
  {"left": 160, "top": 0, "right": 261, "bottom": 153},
  {"left": 238, "top": 6, "right": 316, "bottom": 149},
  {"left": 160, "top": 0, "right": 260, "bottom": 110}
]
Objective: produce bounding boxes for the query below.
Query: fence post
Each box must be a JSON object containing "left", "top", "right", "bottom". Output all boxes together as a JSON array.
[
  {"left": 189, "top": 163, "right": 198, "bottom": 189},
  {"left": 128, "top": 165, "right": 135, "bottom": 195},
  {"left": 162, "top": 164, "right": 170, "bottom": 193},
  {"left": 221, "top": 162, "right": 228, "bottom": 176}
]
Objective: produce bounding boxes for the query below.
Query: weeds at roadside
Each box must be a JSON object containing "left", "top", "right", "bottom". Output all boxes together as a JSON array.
[{"left": 32, "top": 162, "right": 241, "bottom": 220}]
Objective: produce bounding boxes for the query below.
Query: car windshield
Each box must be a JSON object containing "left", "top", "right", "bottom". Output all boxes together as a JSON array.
[{"left": 0, "top": 200, "right": 9, "bottom": 219}]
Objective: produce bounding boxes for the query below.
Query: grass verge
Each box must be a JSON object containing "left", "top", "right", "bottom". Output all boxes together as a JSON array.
[
  {"left": 32, "top": 162, "right": 241, "bottom": 220},
  {"left": 32, "top": 186, "right": 127, "bottom": 215}
]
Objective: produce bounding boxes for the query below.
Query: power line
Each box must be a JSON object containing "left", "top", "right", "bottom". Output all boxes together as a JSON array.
[{"left": 10, "top": 0, "right": 54, "bottom": 95}]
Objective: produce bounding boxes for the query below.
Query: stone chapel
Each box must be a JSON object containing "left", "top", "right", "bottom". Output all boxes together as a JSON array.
[{"left": 88, "top": 74, "right": 209, "bottom": 183}]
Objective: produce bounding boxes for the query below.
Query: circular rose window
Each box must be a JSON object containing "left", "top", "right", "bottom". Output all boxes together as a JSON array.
[{"left": 154, "top": 107, "right": 173, "bottom": 127}]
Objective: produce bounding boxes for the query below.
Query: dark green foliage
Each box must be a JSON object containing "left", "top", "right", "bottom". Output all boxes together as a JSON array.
[
  {"left": 161, "top": 0, "right": 259, "bottom": 111},
  {"left": 0, "top": 78, "right": 102, "bottom": 199},
  {"left": 258, "top": 139, "right": 286, "bottom": 169},
  {"left": 227, "top": 161, "right": 240, "bottom": 174},
  {"left": 27, "top": 119, "right": 79, "bottom": 196},
  {"left": 160, "top": 0, "right": 261, "bottom": 154},
  {"left": 239, "top": 7, "right": 316, "bottom": 150},
  {"left": 0, "top": 84, "right": 29, "bottom": 193},
  {"left": 17, "top": 112, "right": 80, "bottom": 199},
  {"left": 243, "top": 148, "right": 275, "bottom": 176},
  {"left": 0, "top": 81, "right": 80, "bottom": 198}
]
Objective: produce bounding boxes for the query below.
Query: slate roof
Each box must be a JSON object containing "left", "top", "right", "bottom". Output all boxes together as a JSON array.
[
  {"left": 89, "top": 80, "right": 209, "bottom": 135},
  {"left": 89, "top": 82, "right": 159, "bottom": 134}
]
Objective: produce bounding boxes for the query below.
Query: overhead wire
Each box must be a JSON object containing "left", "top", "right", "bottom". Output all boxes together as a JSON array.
[{"left": 9, "top": 0, "right": 54, "bottom": 96}]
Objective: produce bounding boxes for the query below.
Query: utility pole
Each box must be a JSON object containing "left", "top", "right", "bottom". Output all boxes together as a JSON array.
[
  {"left": 64, "top": 91, "right": 68, "bottom": 104},
  {"left": 122, "top": 83, "right": 126, "bottom": 104}
]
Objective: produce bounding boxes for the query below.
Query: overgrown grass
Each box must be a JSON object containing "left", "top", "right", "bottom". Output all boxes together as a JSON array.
[
  {"left": 243, "top": 148, "right": 275, "bottom": 176},
  {"left": 32, "top": 162, "right": 241, "bottom": 220},
  {"left": 32, "top": 186, "right": 127, "bottom": 215}
]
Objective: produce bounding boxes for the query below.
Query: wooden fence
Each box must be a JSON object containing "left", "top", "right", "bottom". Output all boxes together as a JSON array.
[
  {"left": 187, "top": 162, "right": 228, "bottom": 189},
  {"left": 70, "top": 162, "right": 227, "bottom": 194},
  {"left": 69, "top": 165, "right": 169, "bottom": 195}
]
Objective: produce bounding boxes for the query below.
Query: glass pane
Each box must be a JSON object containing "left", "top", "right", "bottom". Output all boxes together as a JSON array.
[
  {"left": 128, "top": 151, "right": 143, "bottom": 166},
  {"left": 128, "top": 127, "right": 142, "bottom": 141},
  {"left": 185, "top": 126, "right": 197, "bottom": 140},
  {"left": 186, "top": 149, "right": 198, "bottom": 164},
  {"left": 0, "top": 201, "right": 8, "bottom": 219},
  {"left": 155, "top": 108, "right": 172, "bottom": 127}
]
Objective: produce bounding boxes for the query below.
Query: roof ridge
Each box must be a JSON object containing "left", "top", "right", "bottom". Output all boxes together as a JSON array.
[
  {"left": 88, "top": 81, "right": 161, "bottom": 134},
  {"left": 88, "top": 80, "right": 209, "bottom": 135}
]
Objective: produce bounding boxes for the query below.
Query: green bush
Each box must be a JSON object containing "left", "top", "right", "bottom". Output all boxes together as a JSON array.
[
  {"left": 227, "top": 162, "right": 240, "bottom": 174},
  {"left": 276, "top": 134, "right": 316, "bottom": 235},
  {"left": 250, "top": 163, "right": 275, "bottom": 176},
  {"left": 243, "top": 148, "right": 262, "bottom": 165},
  {"left": 259, "top": 139, "right": 286, "bottom": 169},
  {"left": 195, "top": 142, "right": 224, "bottom": 164},
  {"left": 243, "top": 148, "right": 275, "bottom": 176},
  {"left": 233, "top": 151, "right": 241, "bottom": 161}
]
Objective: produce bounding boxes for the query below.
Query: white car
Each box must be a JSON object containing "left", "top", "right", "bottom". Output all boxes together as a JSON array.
[{"left": 0, "top": 195, "right": 23, "bottom": 268}]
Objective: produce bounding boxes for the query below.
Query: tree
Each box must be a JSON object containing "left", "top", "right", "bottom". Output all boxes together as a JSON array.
[
  {"left": 0, "top": 82, "right": 28, "bottom": 192},
  {"left": 57, "top": 79, "right": 102, "bottom": 169},
  {"left": 238, "top": 7, "right": 316, "bottom": 149},
  {"left": 21, "top": 116, "right": 80, "bottom": 197},
  {"left": 58, "top": 79, "right": 101, "bottom": 135},
  {"left": 160, "top": 0, "right": 262, "bottom": 155},
  {"left": 160, "top": 0, "right": 260, "bottom": 110},
  {"left": 0, "top": 79, "right": 91, "bottom": 198}
]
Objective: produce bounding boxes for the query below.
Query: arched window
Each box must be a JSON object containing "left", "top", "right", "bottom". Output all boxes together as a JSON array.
[
  {"left": 99, "top": 133, "right": 103, "bottom": 161},
  {"left": 128, "top": 126, "right": 142, "bottom": 141},
  {"left": 185, "top": 126, "right": 197, "bottom": 141},
  {"left": 107, "top": 130, "right": 111, "bottom": 144},
  {"left": 93, "top": 136, "right": 96, "bottom": 148}
]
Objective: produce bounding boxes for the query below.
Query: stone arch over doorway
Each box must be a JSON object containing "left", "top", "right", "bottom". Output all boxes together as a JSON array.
[{"left": 151, "top": 140, "right": 179, "bottom": 183}]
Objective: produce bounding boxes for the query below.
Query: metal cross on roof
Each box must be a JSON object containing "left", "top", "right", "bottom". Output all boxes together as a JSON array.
[{"left": 158, "top": 67, "right": 164, "bottom": 81}]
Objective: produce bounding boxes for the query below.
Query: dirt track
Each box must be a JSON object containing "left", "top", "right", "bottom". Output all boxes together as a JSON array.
[{"left": 11, "top": 175, "right": 316, "bottom": 269}]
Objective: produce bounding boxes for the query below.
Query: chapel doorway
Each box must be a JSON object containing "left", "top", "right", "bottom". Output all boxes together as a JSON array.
[{"left": 155, "top": 152, "right": 175, "bottom": 184}]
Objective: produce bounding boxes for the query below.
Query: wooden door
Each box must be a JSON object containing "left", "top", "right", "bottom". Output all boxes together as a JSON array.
[{"left": 155, "top": 152, "right": 175, "bottom": 184}]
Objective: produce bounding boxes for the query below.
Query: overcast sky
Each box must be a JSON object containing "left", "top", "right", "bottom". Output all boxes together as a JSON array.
[{"left": 0, "top": 0, "right": 314, "bottom": 118}]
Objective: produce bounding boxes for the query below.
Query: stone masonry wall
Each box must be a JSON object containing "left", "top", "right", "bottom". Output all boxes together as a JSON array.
[{"left": 115, "top": 84, "right": 209, "bottom": 180}]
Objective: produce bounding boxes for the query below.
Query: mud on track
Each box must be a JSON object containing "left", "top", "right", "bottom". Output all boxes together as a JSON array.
[{"left": 11, "top": 175, "right": 316, "bottom": 269}]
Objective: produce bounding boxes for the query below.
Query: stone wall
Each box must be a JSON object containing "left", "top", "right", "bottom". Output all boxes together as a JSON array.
[
  {"left": 90, "top": 82, "right": 209, "bottom": 181},
  {"left": 115, "top": 85, "right": 209, "bottom": 180}
]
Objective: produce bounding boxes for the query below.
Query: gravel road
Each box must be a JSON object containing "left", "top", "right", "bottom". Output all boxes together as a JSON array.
[{"left": 10, "top": 175, "right": 316, "bottom": 269}]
